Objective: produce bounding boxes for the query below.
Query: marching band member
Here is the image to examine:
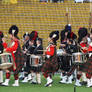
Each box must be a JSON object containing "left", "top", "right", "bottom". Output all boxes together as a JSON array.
[
  {"left": 42, "top": 31, "right": 59, "bottom": 87},
  {"left": 30, "top": 38, "right": 43, "bottom": 84},
  {"left": 59, "top": 25, "right": 69, "bottom": 83},
  {"left": 27, "top": 38, "right": 36, "bottom": 83},
  {"left": 84, "top": 42, "right": 92, "bottom": 87},
  {"left": 21, "top": 32, "right": 32, "bottom": 82},
  {"left": 2, "top": 25, "right": 26, "bottom": 86},
  {"left": 0, "top": 31, "right": 4, "bottom": 85},
  {"left": 59, "top": 24, "right": 77, "bottom": 84},
  {"left": 28, "top": 31, "right": 39, "bottom": 84},
  {"left": 82, "top": 30, "right": 92, "bottom": 87},
  {"left": 75, "top": 27, "right": 88, "bottom": 87},
  {"left": 22, "top": 31, "right": 38, "bottom": 83},
  {"left": 19, "top": 32, "right": 30, "bottom": 80},
  {"left": 22, "top": 38, "right": 35, "bottom": 83},
  {"left": 65, "top": 39, "right": 78, "bottom": 84}
]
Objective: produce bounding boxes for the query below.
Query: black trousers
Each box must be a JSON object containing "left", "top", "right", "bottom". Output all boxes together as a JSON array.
[{"left": 24, "top": 55, "right": 30, "bottom": 74}]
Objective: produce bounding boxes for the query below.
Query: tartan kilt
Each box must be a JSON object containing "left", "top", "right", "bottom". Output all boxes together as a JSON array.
[
  {"left": 8, "top": 51, "right": 27, "bottom": 74},
  {"left": 82, "top": 56, "right": 92, "bottom": 74},
  {"left": 41, "top": 55, "right": 58, "bottom": 74}
]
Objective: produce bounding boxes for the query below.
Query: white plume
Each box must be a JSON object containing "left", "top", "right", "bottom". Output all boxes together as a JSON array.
[
  {"left": 12, "top": 30, "right": 15, "bottom": 34},
  {"left": 52, "top": 34, "right": 56, "bottom": 38},
  {"left": 26, "top": 32, "right": 28, "bottom": 35}
]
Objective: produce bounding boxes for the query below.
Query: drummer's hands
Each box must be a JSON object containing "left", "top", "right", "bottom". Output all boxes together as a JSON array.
[
  {"left": 4, "top": 49, "right": 6, "bottom": 52},
  {"left": 23, "top": 51, "right": 26, "bottom": 54},
  {"left": 82, "top": 47, "right": 88, "bottom": 50}
]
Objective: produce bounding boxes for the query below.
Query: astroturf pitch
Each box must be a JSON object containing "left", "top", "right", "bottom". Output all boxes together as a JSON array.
[{"left": 0, "top": 75, "right": 92, "bottom": 92}]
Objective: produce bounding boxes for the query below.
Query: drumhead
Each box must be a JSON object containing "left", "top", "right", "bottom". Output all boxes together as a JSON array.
[
  {"left": 30, "top": 55, "right": 41, "bottom": 59},
  {"left": 72, "top": 52, "right": 83, "bottom": 55},
  {"left": 57, "top": 49, "right": 64, "bottom": 55},
  {"left": 0, "top": 63, "right": 13, "bottom": 70}
]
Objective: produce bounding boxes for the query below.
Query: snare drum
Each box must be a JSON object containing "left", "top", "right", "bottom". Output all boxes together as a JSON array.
[
  {"left": 72, "top": 52, "right": 85, "bottom": 64},
  {"left": 0, "top": 53, "right": 13, "bottom": 70},
  {"left": 30, "top": 55, "right": 43, "bottom": 67}
]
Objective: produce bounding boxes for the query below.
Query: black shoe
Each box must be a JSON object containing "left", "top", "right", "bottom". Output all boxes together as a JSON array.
[
  {"left": 80, "top": 81, "right": 87, "bottom": 86},
  {"left": 31, "top": 82, "right": 37, "bottom": 84},
  {"left": 19, "top": 77, "right": 24, "bottom": 80},
  {"left": 0, "top": 83, "right": 2, "bottom": 86}
]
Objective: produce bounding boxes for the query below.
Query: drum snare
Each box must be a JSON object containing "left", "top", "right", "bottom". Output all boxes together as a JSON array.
[
  {"left": 57, "top": 49, "right": 65, "bottom": 56},
  {"left": 30, "top": 55, "right": 43, "bottom": 67},
  {"left": 72, "top": 52, "right": 85, "bottom": 64},
  {"left": 0, "top": 53, "right": 13, "bottom": 70}
]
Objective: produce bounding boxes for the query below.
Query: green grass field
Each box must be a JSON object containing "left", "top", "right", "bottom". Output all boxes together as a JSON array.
[{"left": 0, "top": 75, "right": 92, "bottom": 92}]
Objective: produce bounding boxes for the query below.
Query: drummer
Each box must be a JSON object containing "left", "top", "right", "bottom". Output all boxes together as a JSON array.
[
  {"left": 74, "top": 27, "right": 88, "bottom": 87},
  {"left": 59, "top": 24, "right": 77, "bottom": 84},
  {"left": 21, "top": 32, "right": 36, "bottom": 83},
  {"left": 2, "top": 25, "right": 26, "bottom": 86},
  {"left": 19, "top": 32, "right": 30, "bottom": 81},
  {"left": 65, "top": 39, "right": 78, "bottom": 84},
  {"left": 30, "top": 38, "right": 43, "bottom": 84},
  {"left": 83, "top": 30, "right": 92, "bottom": 87},
  {"left": 22, "top": 31, "right": 38, "bottom": 83},
  {"left": 42, "top": 31, "right": 59, "bottom": 87}
]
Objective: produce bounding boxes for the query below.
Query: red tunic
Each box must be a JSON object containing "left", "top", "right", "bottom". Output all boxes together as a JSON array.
[
  {"left": 80, "top": 41, "right": 88, "bottom": 53},
  {"left": 45, "top": 44, "right": 55, "bottom": 56},
  {"left": 42, "top": 43, "right": 58, "bottom": 75},
  {"left": 2, "top": 43, "right": 7, "bottom": 48},
  {"left": 3, "top": 39, "right": 18, "bottom": 69},
  {"left": 3, "top": 39, "right": 26, "bottom": 74}
]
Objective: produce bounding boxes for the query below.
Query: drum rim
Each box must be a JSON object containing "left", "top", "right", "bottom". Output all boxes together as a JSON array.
[
  {"left": 57, "top": 49, "right": 64, "bottom": 55},
  {"left": 57, "top": 49, "right": 64, "bottom": 52},
  {"left": 72, "top": 52, "right": 83, "bottom": 55},
  {"left": 0, "top": 63, "right": 13, "bottom": 69},
  {"left": 30, "top": 55, "right": 41, "bottom": 58},
  {"left": 0, "top": 53, "right": 11, "bottom": 56}
]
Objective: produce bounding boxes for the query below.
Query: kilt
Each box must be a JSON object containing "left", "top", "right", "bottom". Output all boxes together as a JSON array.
[
  {"left": 8, "top": 45, "right": 27, "bottom": 75},
  {"left": 82, "top": 56, "right": 92, "bottom": 74},
  {"left": 41, "top": 55, "right": 58, "bottom": 74}
]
